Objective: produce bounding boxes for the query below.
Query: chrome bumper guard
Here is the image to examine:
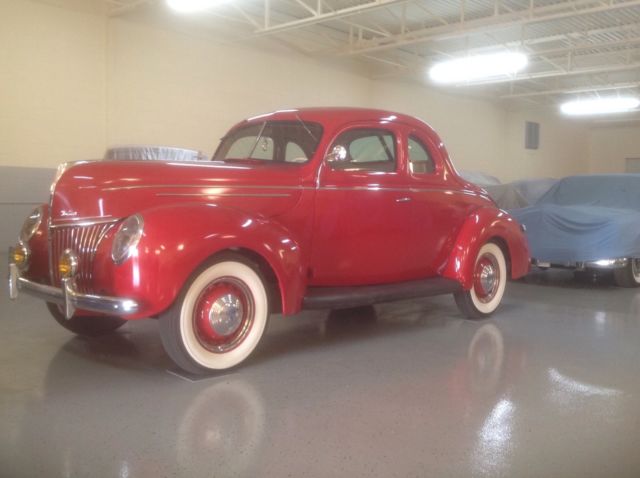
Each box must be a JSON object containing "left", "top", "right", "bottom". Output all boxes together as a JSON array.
[
  {"left": 584, "top": 258, "right": 628, "bottom": 270},
  {"left": 8, "top": 262, "right": 139, "bottom": 320},
  {"left": 533, "top": 258, "right": 628, "bottom": 270}
]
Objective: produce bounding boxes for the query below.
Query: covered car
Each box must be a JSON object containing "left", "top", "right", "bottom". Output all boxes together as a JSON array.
[
  {"left": 104, "top": 145, "right": 207, "bottom": 162},
  {"left": 461, "top": 171, "right": 557, "bottom": 210},
  {"left": 510, "top": 174, "right": 640, "bottom": 287}
]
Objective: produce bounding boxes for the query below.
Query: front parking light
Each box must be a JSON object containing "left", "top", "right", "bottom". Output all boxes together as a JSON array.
[
  {"left": 59, "top": 249, "right": 79, "bottom": 279},
  {"left": 11, "top": 242, "right": 30, "bottom": 270}
]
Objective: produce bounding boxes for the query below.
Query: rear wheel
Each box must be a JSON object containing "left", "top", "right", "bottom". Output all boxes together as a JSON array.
[
  {"left": 159, "top": 254, "right": 270, "bottom": 375},
  {"left": 454, "top": 242, "right": 507, "bottom": 319},
  {"left": 46, "top": 303, "right": 126, "bottom": 336},
  {"left": 614, "top": 259, "right": 640, "bottom": 288}
]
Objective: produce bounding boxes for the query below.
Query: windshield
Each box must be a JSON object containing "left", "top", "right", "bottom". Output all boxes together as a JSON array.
[{"left": 213, "top": 120, "right": 323, "bottom": 164}]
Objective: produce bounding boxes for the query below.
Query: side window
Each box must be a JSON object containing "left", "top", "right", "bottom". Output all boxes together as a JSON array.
[
  {"left": 285, "top": 142, "right": 308, "bottom": 163},
  {"left": 408, "top": 136, "right": 435, "bottom": 174},
  {"left": 329, "top": 128, "right": 396, "bottom": 172}
]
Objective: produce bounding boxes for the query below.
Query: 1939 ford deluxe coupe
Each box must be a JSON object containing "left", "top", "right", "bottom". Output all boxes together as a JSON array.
[{"left": 8, "top": 108, "right": 530, "bottom": 374}]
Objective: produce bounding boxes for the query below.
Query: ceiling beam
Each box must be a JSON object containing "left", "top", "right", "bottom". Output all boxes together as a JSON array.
[
  {"left": 468, "top": 61, "right": 640, "bottom": 86},
  {"left": 501, "top": 81, "right": 640, "bottom": 99},
  {"left": 336, "top": 0, "right": 640, "bottom": 56},
  {"left": 253, "top": 0, "right": 411, "bottom": 36},
  {"left": 108, "top": 0, "right": 154, "bottom": 17}
]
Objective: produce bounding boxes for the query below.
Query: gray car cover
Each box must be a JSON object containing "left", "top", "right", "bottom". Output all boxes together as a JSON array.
[
  {"left": 510, "top": 174, "right": 640, "bottom": 263},
  {"left": 104, "top": 145, "right": 207, "bottom": 162}
]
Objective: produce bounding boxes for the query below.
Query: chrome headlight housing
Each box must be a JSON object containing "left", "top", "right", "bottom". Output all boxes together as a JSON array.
[
  {"left": 50, "top": 162, "right": 69, "bottom": 195},
  {"left": 111, "top": 215, "right": 144, "bottom": 265},
  {"left": 20, "top": 206, "right": 43, "bottom": 242}
]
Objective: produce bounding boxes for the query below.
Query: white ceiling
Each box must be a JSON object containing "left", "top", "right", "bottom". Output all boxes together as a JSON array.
[{"left": 48, "top": 0, "right": 640, "bottom": 110}]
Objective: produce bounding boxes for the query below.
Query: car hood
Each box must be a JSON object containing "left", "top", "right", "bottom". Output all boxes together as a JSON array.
[
  {"left": 510, "top": 204, "right": 640, "bottom": 263},
  {"left": 50, "top": 160, "right": 307, "bottom": 225}
]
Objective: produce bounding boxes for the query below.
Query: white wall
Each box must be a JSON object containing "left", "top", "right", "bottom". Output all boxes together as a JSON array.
[
  {"left": 0, "top": 0, "right": 596, "bottom": 182},
  {"left": 370, "top": 80, "right": 591, "bottom": 181},
  {"left": 588, "top": 125, "right": 640, "bottom": 174},
  {"left": 504, "top": 108, "right": 590, "bottom": 180},
  {"left": 106, "top": 19, "right": 372, "bottom": 155},
  {"left": 0, "top": 0, "right": 107, "bottom": 168},
  {"left": 370, "top": 79, "right": 508, "bottom": 177}
]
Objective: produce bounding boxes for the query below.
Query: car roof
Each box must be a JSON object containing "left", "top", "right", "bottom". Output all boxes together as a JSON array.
[{"left": 238, "top": 107, "right": 435, "bottom": 133}]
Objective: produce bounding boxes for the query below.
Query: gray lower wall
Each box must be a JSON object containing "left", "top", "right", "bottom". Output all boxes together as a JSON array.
[{"left": 1, "top": 167, "right": 55, "bottom": 252}]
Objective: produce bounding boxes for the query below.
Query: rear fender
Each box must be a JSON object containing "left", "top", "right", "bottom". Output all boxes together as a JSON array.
[
  {"left": 442, "top": 207, "right": 530, "bottom": 290},
  {"left": 93, "top": 203, "right": 305, "bottom": 319}
]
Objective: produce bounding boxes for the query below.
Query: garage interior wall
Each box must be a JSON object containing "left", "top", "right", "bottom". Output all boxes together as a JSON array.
[
  {"left": 1, "top": 0, "right": 633, "bottom": 251},
  {"left": 588, "top": 125, "right": 640, "bottom": 174}
]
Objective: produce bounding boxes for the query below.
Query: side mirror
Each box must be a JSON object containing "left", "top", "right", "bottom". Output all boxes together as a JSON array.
[{"left": 325, "top": 145, "right": 348, "bottom": 163}]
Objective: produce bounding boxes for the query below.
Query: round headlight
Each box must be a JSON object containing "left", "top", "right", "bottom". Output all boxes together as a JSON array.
[
  {"left": 111, "top": 214, "right": 144, "bottom": 265},
  {"left": 20, "top": 206, "right": 43, "bottom": 242}
]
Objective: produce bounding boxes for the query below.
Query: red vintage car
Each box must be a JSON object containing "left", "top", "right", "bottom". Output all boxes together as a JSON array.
[{"left": 8, "top": 108, "right": 530, "bottom": 373}]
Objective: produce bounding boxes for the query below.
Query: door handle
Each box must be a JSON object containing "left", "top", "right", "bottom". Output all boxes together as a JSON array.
[{"left": 396, "top": 196, "right": 411, "bottom": 203}]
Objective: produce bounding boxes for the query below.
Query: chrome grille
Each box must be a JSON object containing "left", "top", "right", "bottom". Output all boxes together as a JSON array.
[{"left": 50, "top": 222, "right": 116, "bottom": 293}]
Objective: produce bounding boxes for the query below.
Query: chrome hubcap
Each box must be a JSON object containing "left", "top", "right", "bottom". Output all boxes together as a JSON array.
[
  {"left": 193, "top": 278, "right": 254, "bottom": 353},
  {"left": 479, "top": 264, "right": 496, "bottom": 294},
  {"left": 474, "top": 254, "right": 500, "bottom": 303},
  {"left": 209, "top": 294, "right": 244, "bottom": 336}
]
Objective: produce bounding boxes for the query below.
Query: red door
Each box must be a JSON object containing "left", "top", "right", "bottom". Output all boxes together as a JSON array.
[
  {"left": 403, "top": 127, "right": 474, "bottom": 275},
  {"left": 309, "top": 124, "right": 417, "bottom": 286}
]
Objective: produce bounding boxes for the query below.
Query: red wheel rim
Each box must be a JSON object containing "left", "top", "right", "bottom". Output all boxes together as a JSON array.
[
  {"left": 193, "top": 277, "right": 254, "bottom": 353},
  {"left": 474, "top": 253, "right": 500, "bottom": 303}
]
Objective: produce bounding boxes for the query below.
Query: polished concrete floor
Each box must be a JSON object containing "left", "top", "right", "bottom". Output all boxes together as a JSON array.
[{"left": 2, "top": 267, "right": 640, "bottom": 477}]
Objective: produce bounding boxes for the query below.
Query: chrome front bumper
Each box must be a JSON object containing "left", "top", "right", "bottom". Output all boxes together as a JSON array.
[{"left": 8, "top": 262, "right": 139, "bottom": 319}]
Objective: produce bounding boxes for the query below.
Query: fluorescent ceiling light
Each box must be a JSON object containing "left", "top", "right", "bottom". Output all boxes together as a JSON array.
[
  {"left": 429, "top": 52, "right": 528, "bottom": 85},
  {"left": 560, "top": 97, "right": 640, "bottom": 116},
  {"left": 166, "top": 0, "right": 223, "bottom": 13}
]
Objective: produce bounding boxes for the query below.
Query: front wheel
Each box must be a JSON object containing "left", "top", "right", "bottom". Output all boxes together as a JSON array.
[
  {"left": 454, "top": 242, "right": 508, "bottom": 319},
  {"left": 159, "top": 254, "right": 270, "bottom": 375},
  {"left": 47, "top": 303, "right": 127, "bottom": 336},
  {"left": 614, "top": 258, "right": 640, "bottom": 288}
]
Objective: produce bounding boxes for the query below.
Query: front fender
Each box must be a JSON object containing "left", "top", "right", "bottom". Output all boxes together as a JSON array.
[
  {"left": 441, "top": 207, "right": 530, "bottom": 290},
  {"left": 93, "top": 203, "right": 305, "bottom": 319}
]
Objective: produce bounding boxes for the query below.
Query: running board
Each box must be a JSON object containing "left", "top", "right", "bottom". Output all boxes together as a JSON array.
[{"left": 303, "top": 277, "right": 462, "bottom": 310}]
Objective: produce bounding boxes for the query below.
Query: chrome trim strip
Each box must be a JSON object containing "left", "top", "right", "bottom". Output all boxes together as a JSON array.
[
  {"left": 103, "top": 183, "right": 480, "bottom": 196},
  {"left": 48, "top": 183, "right": 55, "bottom": 287},
  {"left": 8, "top": 262, "right": 138, "bottom": 318},
  {"left": 103, "top": 184, "right": 311, "bottom": 192},
  {"left": 321, "top": 186, "right": 480, "bottom": 196},
  {"left": 50, "top": 218, "right": 119, "bottom": 229},
  {"left": 156, "top": 193, "right": 292, "bottom": 198}
]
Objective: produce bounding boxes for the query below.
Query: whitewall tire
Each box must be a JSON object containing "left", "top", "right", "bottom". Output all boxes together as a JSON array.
[
  {"left": 454, "top": 242, "right": 507, "bottom": 319},
  {"left": 160, "top": 254, "right": 270, "bottom": 374}
]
